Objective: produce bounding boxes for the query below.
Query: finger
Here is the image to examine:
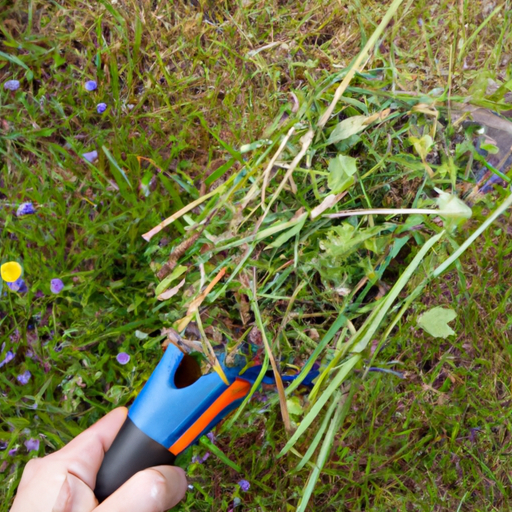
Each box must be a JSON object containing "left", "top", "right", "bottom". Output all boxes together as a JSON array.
[
  {"left": 95, "top": 466, "right": 188, "bottom": 512},
  {"left": 52, "top": 474, "right": 97, "bottom": 512},
  {"left": 57, "top": 408, "right": 128, "bottom": 489},
  {"left": 11, "top": 459, "right": 96, "bottom": 512}
]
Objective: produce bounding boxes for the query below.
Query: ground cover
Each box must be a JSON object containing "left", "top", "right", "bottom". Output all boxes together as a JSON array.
[{"left": 2, "top": 0, "right": 512, "bottom": 510}]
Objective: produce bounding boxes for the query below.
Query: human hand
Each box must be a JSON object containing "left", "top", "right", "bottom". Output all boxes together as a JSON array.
[{"left": 10, "top": 407, "right": 188, "bottom": 512}]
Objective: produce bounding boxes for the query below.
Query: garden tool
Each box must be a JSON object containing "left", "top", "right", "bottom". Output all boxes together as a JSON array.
[{"left": 94, "top": 343, "right": 318, "bottom": 502}]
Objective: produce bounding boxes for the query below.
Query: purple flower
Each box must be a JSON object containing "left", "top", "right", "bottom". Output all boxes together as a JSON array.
[
  {"left": 0, "top": 441, "right": 7, "bottom": 451},
  {"left": 191, "top": 452, "right": 210, "bottom": 464},
  {"left": 4, "top": 80, "right": 20, "bottom": 91},
  {"left": 8, "top": 448, "right": 18, "bottom": 456},
  {"left": 0, "top": 351, "right": 15, "bottom": 368},
  {"left": 17, "top": 370, "right": 31, "bottom": 385},
  {"left": 96, "top": 102, "right": 107, "bottom": 114},
  {"left": 16, "top": 202, "right": 35, "bottom": 217},
  {"left": 7, "top": 278, "right": 28, "bottom": 293},
  {"left": 206, "top": 431, "right": 216, "bottom": 444},
  {"left": 50, "top": 278, "right": 64, "bottom": 294},
  {"left": 116, "top": 352, "right": 130, "bottom": 365},
  {"left": 24, "top": 438, "right": 39, "bottom": 452},
  {"left": 83, "top": 150, "right": 98, "bottom": 163},
  {"left": 238, "top": 479, "right": 250, "bottom": 492},
  {"left": 84, "top": 80, "right": 97, "bottom": 91}
]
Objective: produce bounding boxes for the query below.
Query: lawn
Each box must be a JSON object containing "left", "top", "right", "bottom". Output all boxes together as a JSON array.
[{"left": 2, "top": 0, "right": 512, "bottom": 511}]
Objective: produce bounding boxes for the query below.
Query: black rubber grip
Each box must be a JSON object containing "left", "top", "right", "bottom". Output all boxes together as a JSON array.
[{"left": 94, "top": 417, "right": 176, "bottom": 503}]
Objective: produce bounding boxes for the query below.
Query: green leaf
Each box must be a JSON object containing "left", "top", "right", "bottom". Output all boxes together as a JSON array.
[
  {"left": 436, "top": 190, "right": 472, "bottom": 219},
  {"left": 327, "top": 154, "right": 357, "bottom": 194},
  {"left": 155, "top": 265, "right": 187, "bottom": 296},
  {"left": 417, "top": 307, "right": 457, "bottom": 338},
  {"left": 409, "top": 134, "right": 433, "bottom": 160},
  {"left": 268, "top": 212, "right": 307, "bottom": 248},
  {"left": 327, "top": 116, "right": 369, "bottom": 144},
  {"left": 239, "top": 139, "right": 271, "bottom": 153},
  {"left": 455, "top": 140, "right": 475, "bottom": 160},
  {"left": 320, "top": 223, "right": 393, "bottom": 259},
  {"left": 480, "top": 141, "right": 499, "bottom": 154},
  {"left": 286, "top": 396, "right": 304, "bottom": 417}
]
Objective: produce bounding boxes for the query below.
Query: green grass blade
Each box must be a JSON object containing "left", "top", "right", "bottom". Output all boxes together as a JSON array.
[
  {"left": 294, "top": 390, "right": 340, "bottom": 472},
  {"left": 285, "top": 312, "right": 347, "bottom": 396},
  {"left": 296, "top": 385, "right": 354, "bottom": 512},
  {"left": 101, "top": 145, "right": 134, "bottom": 199},
  {"left": 224, "top": 353, "right": 269, "bottom": 431},
  {"left": 279, "top": 354, "right": 360, "bottom": 457},
  {"left": 199, "top": 436, "right": 241, "bottom": 473},
  {"left": 351, "top": 230, "right": 445, "bottom": 353}
]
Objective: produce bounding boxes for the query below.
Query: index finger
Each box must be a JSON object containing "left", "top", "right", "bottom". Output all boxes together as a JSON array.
[{"left": 57, "top": 407, "right": 128, "bottom": 489}]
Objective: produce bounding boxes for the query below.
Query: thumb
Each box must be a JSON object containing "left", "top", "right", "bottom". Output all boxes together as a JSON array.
[{"left": 94, "top": 465, "right": 187, "bottom": 512}]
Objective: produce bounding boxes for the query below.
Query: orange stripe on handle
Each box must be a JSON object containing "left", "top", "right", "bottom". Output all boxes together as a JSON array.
[{"left": 169, "top": 378, "right": 251, "bottom": 455}]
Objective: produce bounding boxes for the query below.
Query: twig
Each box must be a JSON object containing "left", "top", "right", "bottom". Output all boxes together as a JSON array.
[
  {"left": 261, "top": 125, "right": 296, "bottom": 207},
  {"left": 142, "top": 186, "right": 225, "bottom": 241},
  {"left": 194, "top": 310, "right": 229, "bottom": 386},
  {"left": 249, "top": 267, "right": 292, "bottom": 434},
  {"left": 255, "top": 129, "right": 314, "bottom": 234},
  {"left": 317, "top": 0, "right": 405, "bottom": 129},
  {"left": 325, "top": 208, "right": 438, "bottom": 218}
]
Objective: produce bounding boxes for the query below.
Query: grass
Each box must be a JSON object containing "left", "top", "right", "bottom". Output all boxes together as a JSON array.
[{"left": 2, "top": 0, "right": 512, "bottom": 510}]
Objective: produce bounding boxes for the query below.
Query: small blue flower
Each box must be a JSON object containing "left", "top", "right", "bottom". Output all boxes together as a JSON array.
[
  {"left": 7, "top": 278, "right": 28, "bottom": 293},
  {"left": 85, "top": 80, "right": 97, "bottom": 91},
  {"left": 16, "top": 202, "right": 36, "bottom": 217},
  {"left": 50, "top": 278, "right": 64, "bottom": 294},
  {"left": 8, "top": 447, "right": 18, "bottom": 456},
  {"left": 206, "top": 431, "right": 216, "bottom": 444},
  {"left": 24, "top": 438, "right": 39, "bottom": 452},
  {"left": 116, "top": 352, "right": 130, "bottom": 365},
  {"left": 96, "top": 102, "right": 107, "bottom": 114},
  {"left": 17, "top": 370, "right": 31, "bottom": 385},
  {"left": 191, "top": 452, "right": 210, "bottom": 464},
  {"left": 238, "top": 480, "right": 250, "bottom": 492},
  {"left": 0, "top": 351, "right": 15, "bottom": 368},
  {"left": 4, "top": 80, "right": 20, "bottom": 91},
  {"left": 83, "top": 150, "right": 98, "bottom": 163}
]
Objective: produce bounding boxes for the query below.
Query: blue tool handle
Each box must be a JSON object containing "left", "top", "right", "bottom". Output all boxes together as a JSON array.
[{"left": 94, "top": 345, "right": 251, "bottom": 503}]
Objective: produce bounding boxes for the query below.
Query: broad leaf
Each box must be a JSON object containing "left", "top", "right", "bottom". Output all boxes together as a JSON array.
[
  {"left": 327, "top": 116, "right": 369, "bottom": 144},
  {"left": 418, "top": 307, "right": 457, "bottom": 338},
  {"left": 327, "top": 154, "right": 357, "bottom": 194}
]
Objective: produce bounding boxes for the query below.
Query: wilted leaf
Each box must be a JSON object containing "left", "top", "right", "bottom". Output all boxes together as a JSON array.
[
  {"left": 240, "top": 139, "right": 271, "bottom": 153},
  {"left": 310, "top": 191, "right": 348, "bottom": 219},
  {"left": 327, "top": 110, "right": 390, "bottom": 145},
  {"left": 435, "top": 188, "right": 472, "bottom": 220},
  {"left": 327, "top": 116, "right": 369, "bottom": 144},
  {"left": 328, "top": 154, "right": 357, "bottom": 194},
  {"left": 418, "top": 307, "right": 457, "bottom": 338},
  {"left": 157, "top": 278, "right": 186, "bottom": 301},
  {"left": 410, "top": 103, "right": 439, "bottom": 118},
  {"left": 155, "top": 265, "right": 187, "bottom": 296}
]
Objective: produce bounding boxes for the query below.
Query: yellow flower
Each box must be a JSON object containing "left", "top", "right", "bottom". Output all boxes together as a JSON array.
[{"left": 1, "top": 262, "right": 23, "bottom": 283}]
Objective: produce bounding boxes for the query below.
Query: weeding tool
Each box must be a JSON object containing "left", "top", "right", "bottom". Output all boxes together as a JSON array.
[
  {"left": 94, "top": 344, "right": 254, "bottom": 502},
  {"left": 94, "top": 342, "right": 318, "bottom": 502}
]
